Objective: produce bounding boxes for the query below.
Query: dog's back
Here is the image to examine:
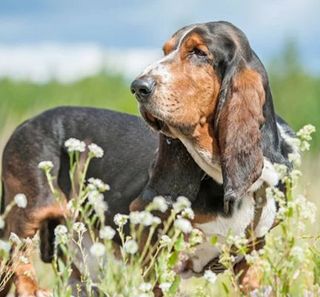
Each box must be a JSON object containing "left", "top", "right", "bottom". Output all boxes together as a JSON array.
[{"left": 1, "top": 106, "right": 158, "bottom": 246}]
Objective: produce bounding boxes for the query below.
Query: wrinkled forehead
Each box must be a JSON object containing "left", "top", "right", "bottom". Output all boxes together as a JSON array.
[{"left": 162, "top": 22, "right": 248, "bottom": 59}]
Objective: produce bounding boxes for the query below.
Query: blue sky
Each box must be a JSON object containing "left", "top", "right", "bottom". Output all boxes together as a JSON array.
[{"left": 0, "top": 0, "right": 319, "bottom": 73}]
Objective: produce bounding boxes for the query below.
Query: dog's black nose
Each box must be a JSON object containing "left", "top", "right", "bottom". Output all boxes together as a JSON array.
[{"left": 130, "top": 77, "right": 156, "bottom": 103}]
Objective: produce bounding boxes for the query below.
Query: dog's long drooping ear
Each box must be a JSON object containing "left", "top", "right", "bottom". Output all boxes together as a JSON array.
[{"left": 216, "top": 64, "right": 266, "bottom": 212}]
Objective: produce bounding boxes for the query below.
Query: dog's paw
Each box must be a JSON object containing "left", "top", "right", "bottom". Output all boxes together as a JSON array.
[{"left": 241, "top": 265, "right": 262, "bottom": 292}]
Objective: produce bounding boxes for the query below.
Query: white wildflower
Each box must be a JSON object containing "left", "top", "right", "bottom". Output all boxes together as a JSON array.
[
  {"left": 88, "top": 177, "right": 110, "bottom": 192},
  {"left": 0, "top": 240, "right": 11, "bottom": 253},
  {"left": 159, "top": 282, "right": 171, "bottom": 293},
  {"left": 88, "top": 143, "right": 104, "bottom": 158},
  {"left": 174, "top": 218, "right": 193, "bottom": 234},
  {"left": 297, "top": 124, "right": 316, "bottom": 141},
  {"left": 67, "top": 199, "right": 76, "bottom": 212},
  {"left": 151, "top": 196, "right": 168, "bottom": 213},
  {"left": 38, "top": 161, "right": 54, "bottom": 171},
  {"left": 99, "top": 226, "right": 116, "bottom": 240},
  {"left": 124, "top": 239, "right": 138, "bottom": 254},
  {"left": 266, "top": 187, "right": 285, "bottom": 203},
  {"left": 9, "top": 232, "right": 21, "bottom": 245},
  {"left": 204, "top": 270, "right": 217, "bottom": 284},
  {"left": 160, "top": 235, "right": 172, "bottom": 246},
  {"left": 181, "top": 207, "right": 194, "bottom": 220},
  {"left": 273, "top": 163, "right": 288, "bottom": 181},
  {"left": 14, "top": 193, "right": 27, "bottom": 208},
  {"left": 140, "top": 211, "right": 154, "bottom": 226},
  {"left": 297, "top": 125, "right": 315, "bottom": 152},
  {"left": 0, "top": 217, "right": 5, "bottom": 229},
  {"left": 130, "top": 211, "right": 142, "bottom": 225},
  {"left": 226, "top": 234, "right": 249, "bottom": 248},
  {"left": 288, "top": 152, "right": 301, "bottom": 167},
  {"left": 173, "top": 196, "right": 191, "bottom": 213},
  {"left": 64, "top": 138, "right": 86, "bottom": 152},
  {"left": 54, "top": 225, "right": 68, "bottom": 244},
  {"left": 152, "top": 216, "right": 161, "bottom": 225},
  {"left": 114, "top": 214, "right": 129, "bottom": 227},
  {"left": 90, "top": 242, "right": 105, "bottom": 257},
  {"left": 129, "top": 210, "right": 155, "bottom": 226},
  {"left": 55, "top": 224, "right": 68, "bottom": 235},
  {"left": 189, "top": 228, "right": 204, "bottom": 246},
  {"left": 88, "top": 190, "right": 108, "bottom": 216},
  {"left": 73, "top": 222, "right": 86, "bottom": 233},
  {"left": 19, "top": 256, "right": 29, "bottom": 264},
  {"left": 290, "top": 169, "right": 302, "bottom": 183},
  {"left": 245, "top": 250, "right": 260, "bottom": 265},
  {"left": 300, "top": 141, "right": 310, "bottom": 152},
  {"left": 139, "top": 282, "right": 153, "bottom": 292}
]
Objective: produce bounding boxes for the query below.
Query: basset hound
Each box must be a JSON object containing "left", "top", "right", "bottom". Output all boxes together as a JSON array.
[{"left": 131, "top": 21, "right": 298, "bottom": 281}]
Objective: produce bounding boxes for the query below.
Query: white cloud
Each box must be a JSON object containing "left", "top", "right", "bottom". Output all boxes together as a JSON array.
[{"left": 0, "top": 43, "right": 160, "bottom": 83}]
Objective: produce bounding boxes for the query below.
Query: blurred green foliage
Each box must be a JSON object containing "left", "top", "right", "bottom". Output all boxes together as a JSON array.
[
  {"left": 269, "top": 40, "right": 320, "bottom": 151},
  {"left": 0, "top": 43, "right": 319, "bottom": 151},
  {"left": 0, "top": 72, "right": 137, "bottom": 126}
]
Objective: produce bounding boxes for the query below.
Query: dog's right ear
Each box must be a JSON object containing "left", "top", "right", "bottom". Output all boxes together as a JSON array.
[{"left": 214, "top": 62, "right": 266, "bottom": 211}]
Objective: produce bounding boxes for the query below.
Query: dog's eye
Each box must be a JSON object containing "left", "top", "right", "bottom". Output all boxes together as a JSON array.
[{"left": 190, "top": 47, "right": 207, "bottom": 57}]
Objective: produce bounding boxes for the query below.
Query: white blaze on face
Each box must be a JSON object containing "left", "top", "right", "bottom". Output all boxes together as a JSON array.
[{"left": 141, "top": 54, "right": 174, "bottom": 83}]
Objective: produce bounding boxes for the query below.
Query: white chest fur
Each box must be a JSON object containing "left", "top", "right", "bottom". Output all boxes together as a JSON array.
[{"left": 188, "top": 197, "right": 254, "bottom": 273}]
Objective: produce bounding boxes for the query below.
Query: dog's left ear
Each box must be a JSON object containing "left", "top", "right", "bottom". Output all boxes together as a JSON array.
[{"left": 214, "top": 61, "right": 266, "bottom": 210}]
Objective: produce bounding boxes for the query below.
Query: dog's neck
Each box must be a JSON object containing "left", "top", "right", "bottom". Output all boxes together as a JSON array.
[
  {"left": 169, "top": 121, "right": 281, "bottom": 191},
  {"left": 169, "top": 124, "right": 223, "bottom": 184}
]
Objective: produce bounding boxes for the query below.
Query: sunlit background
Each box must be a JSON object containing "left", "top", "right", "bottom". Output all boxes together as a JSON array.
[
  {"left": 0, "top": 2, "right": 319, "bottom": 180},
  {"left": 0, "top": 0, "right": 319, "bottom": 291}
]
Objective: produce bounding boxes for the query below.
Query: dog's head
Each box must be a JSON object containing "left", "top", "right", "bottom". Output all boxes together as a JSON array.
[{"left": 131, "top": 21, "right": 268, "bottom": 203}]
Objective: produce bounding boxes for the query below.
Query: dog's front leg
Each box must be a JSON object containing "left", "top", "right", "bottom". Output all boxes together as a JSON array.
[{"left": 14, "top": 261, "right": 51, "bottom": 297}]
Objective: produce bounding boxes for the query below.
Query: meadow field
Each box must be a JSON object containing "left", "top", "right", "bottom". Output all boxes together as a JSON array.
[{"left": 0, "top": 48, "right": 319, "bottom": 296}]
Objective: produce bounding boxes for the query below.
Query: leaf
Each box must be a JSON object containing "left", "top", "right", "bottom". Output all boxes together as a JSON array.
[
  {"left": 174, "top": 233, "right": 185, "bottom": 251},
  {"left": 211, "top": 235, "right": 218, "bottom": 246},
  {"left": 168, "top": 251, "right": 179, "bottom": 268},
  {"left": 222, "top": 281, "right": 229, "bottom": 294}
]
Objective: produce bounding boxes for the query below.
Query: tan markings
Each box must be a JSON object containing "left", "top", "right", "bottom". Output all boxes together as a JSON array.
[
  {"left": 162, "top": 37, "right": 176, "bottom": 55},
  {"left": 129, "top": 197, "right": 147, "bottom": 212},
  {"left": 192, "top": 212, "right": 217, "bottom": 224},
  {"left": 192, "top": 121, "right": 220, "bottom": 156},
  {"left": 24, "top": 202, "right": 68, "bottom": 237},
  {"left": 14, "top": 263, "right": 39, "bottom": 295},
  {"left": 15, "top": 262, "right": 52, "bottom": 296},
  {"left": 179, "top": 32, "right": 211, "bottom": 59}
]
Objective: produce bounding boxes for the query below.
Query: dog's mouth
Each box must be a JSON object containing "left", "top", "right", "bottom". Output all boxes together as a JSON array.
[{"left": 140, "top": 107, "right": 166, "bottom": 132}]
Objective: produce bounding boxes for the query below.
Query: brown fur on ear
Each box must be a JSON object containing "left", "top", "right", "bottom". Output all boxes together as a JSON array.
[{"left": 218, "top": 68, "right": 265, "bottom": 207}]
